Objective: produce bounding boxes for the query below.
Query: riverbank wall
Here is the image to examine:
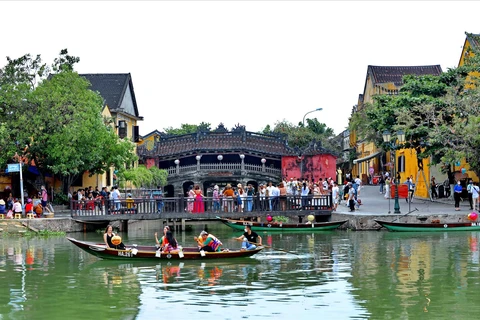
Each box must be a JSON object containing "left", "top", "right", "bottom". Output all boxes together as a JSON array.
[{"left": 0, "top": 212, "right": 472, "bottom": 234}]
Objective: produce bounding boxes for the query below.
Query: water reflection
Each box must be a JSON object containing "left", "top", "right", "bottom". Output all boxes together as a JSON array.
[{"left": 3, "top": 227, "right": 480, "bottom": 319}]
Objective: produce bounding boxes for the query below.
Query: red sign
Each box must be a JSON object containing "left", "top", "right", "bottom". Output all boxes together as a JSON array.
[{"left": 390, "top": 184, "right": 408, "bottom": 199}]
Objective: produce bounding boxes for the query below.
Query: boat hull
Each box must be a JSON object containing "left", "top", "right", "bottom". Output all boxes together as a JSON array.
[
  {"left": 375, "top": 220, "right": 480, "bottom": 232},
  {"left": 220, "top": 218, "right": 347, "bottom": 232},
  {"left": 67, "top": 237, "right": 262, "bottom": 260}
]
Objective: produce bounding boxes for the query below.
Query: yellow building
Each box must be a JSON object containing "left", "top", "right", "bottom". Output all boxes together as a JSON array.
[
  {"left": 454, "top": 32, "right": 480, "bottom": 183},
  {"left": 77, "top": 73, "right": 144, "bottom": 189},
  {"left": 351, "top": 65, "right": 442, "bottom": 197}
]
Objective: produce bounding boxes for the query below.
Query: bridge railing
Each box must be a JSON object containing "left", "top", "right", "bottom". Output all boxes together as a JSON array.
[{"left": 70, "top": 194, "right": 332, "bottom": 217}]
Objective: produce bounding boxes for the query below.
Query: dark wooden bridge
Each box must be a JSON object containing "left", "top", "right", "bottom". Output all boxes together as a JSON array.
[{"left": 71, "top": 195, "right": 333, "bottom": 224}]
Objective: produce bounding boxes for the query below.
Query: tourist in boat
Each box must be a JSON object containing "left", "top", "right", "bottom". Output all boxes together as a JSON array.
[
  {"left": 155, "top": 226, "right": 171, "bottom": 248},
  {"left": 103, "top": 225, "right": 126, "bottom": 250},
  {"left": 192, "top": 185, "right": 204, "bottom": 213},
  {"left": 235, "top": 225, "right": 262, "bottom": 251},
  {"left": 199, "top": 231, "right": 223, "bottom": 252},
  {"left": 194, "top": 232, "right": 205, "bottom": 249},
  {"left": 155, "top": 230, "right": 179, "bottom": 253}
]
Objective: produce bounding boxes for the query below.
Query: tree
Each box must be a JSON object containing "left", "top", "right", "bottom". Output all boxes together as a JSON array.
[
  {"left": 261, "top": 119, "right": 339, "bottom": 153},
  {"left": 118, "top": 165, "right": 167, "bottom": 189},
  {"left": 163, "top": 122, "right": 211, "bottom": 135},
  {"left": 350, "top": 55, "right": 480, "bottom": 177},
  {"left": 0, "top": 49, "right": 137, "bottom": 190}
]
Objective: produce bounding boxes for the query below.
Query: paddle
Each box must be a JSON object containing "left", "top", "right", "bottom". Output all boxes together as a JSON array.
[
  {"left": 234, "top": 238, "right": 299, "bottom": 255},
  {"left": 377, "top": 207, "right": 419, "bottom": 230}
]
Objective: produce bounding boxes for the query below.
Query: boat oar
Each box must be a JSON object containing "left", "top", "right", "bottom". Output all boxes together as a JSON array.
[
  {"left": 234, "top": 238, "right": 298, "bottom": 255},
  {"left": 377, "top": 207, "right": 419, "bottom": 230}
]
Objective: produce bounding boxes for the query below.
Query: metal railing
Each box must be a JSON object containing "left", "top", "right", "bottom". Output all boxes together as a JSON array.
[
  {"left": 166, "top": 162, "right": 282, "bottom": 176},
  {"left": 70, "top": 194, "right": 332, "bottom": 217}
]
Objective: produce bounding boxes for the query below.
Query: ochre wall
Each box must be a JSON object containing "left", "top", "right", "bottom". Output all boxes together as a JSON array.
[
  {"left": 396, "top": 149, "right": 430, "bottom": 198},
  {"left": 282, "top": 154, "right": 337, "bottom": 182}
]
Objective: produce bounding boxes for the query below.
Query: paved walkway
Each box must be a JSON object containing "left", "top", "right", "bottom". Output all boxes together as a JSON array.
[{"left": 335, "top": 184, "right": 477, "bottom": 217}]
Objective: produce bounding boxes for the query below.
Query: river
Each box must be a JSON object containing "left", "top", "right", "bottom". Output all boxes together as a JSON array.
[{"left": 1, "top": 221, "right": 480, "bottom": 319}]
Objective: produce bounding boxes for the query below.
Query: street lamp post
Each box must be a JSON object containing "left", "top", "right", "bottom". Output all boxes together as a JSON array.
[
  {"left": 302, "top": 108, "right": 323, "bottom": 127},
  {"left": 382, "top": 130, "right": 405, "bottom": 214}
]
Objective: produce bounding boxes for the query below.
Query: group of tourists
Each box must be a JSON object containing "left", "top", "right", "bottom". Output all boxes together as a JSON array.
[
  {"left": 0, "top": 185, "right": 48, "bottom": 218},
  {"left": 103, "top": 224, "right": 262, "bottom": 253},
  {"left": 72, "top": 185, "right": 164, "bottom": 214},
  {"left": 189, "top": 176, "right": 340, "bottom": 213}
]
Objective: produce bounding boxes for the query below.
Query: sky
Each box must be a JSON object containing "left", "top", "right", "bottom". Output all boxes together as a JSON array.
[{"left": 1, "top": 1, "right": 479, "bottom": 137}]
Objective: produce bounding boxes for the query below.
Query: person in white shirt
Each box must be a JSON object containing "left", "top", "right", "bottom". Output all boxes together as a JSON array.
[
  {"left": 266, "top": 182, "right": 274, "bottom": 211},
  {"left": 354, "top": 176, "right": 362, "bottom": 197},
  {"left": 291, "top": 178, "right": 298, "bottom": 196},
  {"left": 472, "top": 182, "right": 480, "bottom": 211},
  {"left": 300, "top": 182, "right": 310, "bottom": 210},
  {"left": 331, "top": 182, "right": 340, "bottom": 211},
  {"left": 270, "top": 184, "right": 280, "bottom": 211},
  {"left": 322, "top": 179, "right": 329, "bottom": 191}
]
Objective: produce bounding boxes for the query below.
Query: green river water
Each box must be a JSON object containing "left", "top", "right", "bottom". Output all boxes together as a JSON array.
[{"left": 1, "top": 221, "right": 480, "bottom": 320}]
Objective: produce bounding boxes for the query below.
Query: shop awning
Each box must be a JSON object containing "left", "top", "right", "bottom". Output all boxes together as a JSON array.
[{"left": 353, "top": 151, "right": 382, "bottom": 164}]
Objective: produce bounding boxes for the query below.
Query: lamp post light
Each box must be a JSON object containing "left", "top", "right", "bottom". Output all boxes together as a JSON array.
[
  {"left": 239, "top": 154, "right": 245, "bottom": 172},
  {"left": 261, "top": 158, "right": 266, "bottom": 172},
  {"left": 382, "top": 130, "right": 406, "bottom": 214},
  {"left": 302, "top": 108, "right": 323, "bottom": 127},
  {"left": 196, "top": 155, "right": 201, "bottom": 171},
  {"left": 174, "top": 159, "right": 180, "bottom": 175}
]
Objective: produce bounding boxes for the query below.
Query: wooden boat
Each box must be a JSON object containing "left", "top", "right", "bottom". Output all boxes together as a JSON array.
[
  {"left": 67, "top": 237, "right": 263, "bottom": 260},
  {"left": 219, "top": 218, "right": 348, "bottom": 232},
  {"left": 375, "top": 219, "right": 480, "bottom": 232}
]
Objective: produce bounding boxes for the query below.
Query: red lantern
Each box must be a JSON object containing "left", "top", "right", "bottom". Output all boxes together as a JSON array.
[
  {"left": 468, "top": 212, "right": 478, "bottom": 221},
  {"left": 266, "top": 215, "right": 273, "bottom": 222}
]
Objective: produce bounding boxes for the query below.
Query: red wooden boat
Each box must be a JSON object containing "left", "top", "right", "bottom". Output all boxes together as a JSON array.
[{"left": 67, "top": 237, "right": 262, "bottom": 260}]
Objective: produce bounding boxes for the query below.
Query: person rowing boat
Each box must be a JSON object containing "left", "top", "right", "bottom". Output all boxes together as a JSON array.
[{"left": 235, "top": 225, "right": 262, "bottom": 251}]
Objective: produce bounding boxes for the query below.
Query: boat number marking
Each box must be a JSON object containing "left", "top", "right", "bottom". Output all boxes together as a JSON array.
[
  {"left": 444, "top": 224, "right": 448, "bottom": 228},
  {"left": 118, "top": 251, "right": 132, "bottom": 257},
  {"left": 242, "top": 222, "right": 253, "bottom": 226}
]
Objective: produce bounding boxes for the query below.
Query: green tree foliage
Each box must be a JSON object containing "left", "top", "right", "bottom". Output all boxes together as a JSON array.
[
  {"left": 350, "top": 49, "right": 480, "bottom": 177},
  {"left": 0, "top": 49, "right": 137, "bottom": 190},
  {"left": 118, "top": 165, "right": 167, "bottom": 189},
  {"left": 261, "top": 119, "right": 339, "bottom": 153},
  {"left": 164, "top": 122, "right": 211, "bottom": 135}
]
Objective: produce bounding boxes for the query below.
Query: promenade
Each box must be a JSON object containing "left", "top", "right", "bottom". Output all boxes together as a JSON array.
[{"left": 333, "top": 184, "right": 476, "bottom": 230}]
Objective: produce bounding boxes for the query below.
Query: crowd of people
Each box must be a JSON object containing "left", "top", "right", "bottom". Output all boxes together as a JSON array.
[
  {"left": 0, "top": 185, "right": 49, "bottom": 218},
  {"left": 190, "top": 176, "right": 341, "bottom": 214}
]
